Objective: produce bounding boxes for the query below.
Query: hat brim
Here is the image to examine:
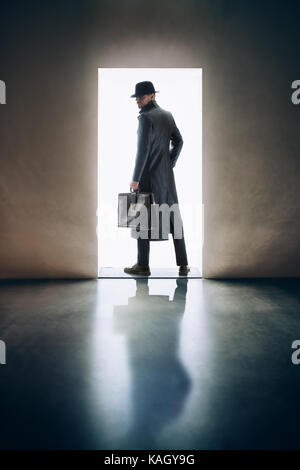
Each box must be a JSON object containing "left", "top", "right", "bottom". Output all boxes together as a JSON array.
[{"left": 130, "top": 90, "right": 160, "bottom": 98}]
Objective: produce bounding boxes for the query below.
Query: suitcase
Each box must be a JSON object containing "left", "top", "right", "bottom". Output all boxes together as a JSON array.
[{"left": 118, "top": 189, "right": 156, "bottom": 230}]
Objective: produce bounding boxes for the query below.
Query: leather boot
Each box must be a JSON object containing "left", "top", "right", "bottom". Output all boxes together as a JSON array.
[
  {"left": 179, "top": 265, "right": 190, "bottom": 276},
  {"left": 124, "top": 263, "right": 151, "bottom": 276}
]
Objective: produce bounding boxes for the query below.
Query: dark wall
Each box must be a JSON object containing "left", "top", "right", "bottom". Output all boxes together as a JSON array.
[{"left": 0, "top": 0, "right": 299, "bottom": 278}]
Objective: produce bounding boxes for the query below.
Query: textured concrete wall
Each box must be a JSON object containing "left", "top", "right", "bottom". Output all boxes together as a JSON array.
[
  {"left": 0, "top": 2, "right": 98, "bottom": 278},
  {"left": 0, "top": 0, "right": 299, "bottom": 278},
  {"left": 201, "top": 2, "right": 300, "bottom": 277}
]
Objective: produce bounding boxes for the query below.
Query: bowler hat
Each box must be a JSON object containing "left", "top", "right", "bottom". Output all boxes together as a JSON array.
[{"left": 130, "top": 81, "right": 160, "bottom": 98}]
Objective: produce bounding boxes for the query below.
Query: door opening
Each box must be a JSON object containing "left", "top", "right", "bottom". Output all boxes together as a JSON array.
[{"left": 98, "top": 68, "right": 202, "bottom": 277}]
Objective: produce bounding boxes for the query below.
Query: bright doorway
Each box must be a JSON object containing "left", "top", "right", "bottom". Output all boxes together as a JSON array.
[{"left": 98, "top": 68, "right": 202, "bottom": 277}]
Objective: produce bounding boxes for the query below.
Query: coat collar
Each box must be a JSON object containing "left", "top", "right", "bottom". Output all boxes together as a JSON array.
[{"left": 139, "top": 99, "right": 159, "bottom": 114}]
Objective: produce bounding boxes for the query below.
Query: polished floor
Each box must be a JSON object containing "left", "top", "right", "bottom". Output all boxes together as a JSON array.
[
  {"left": 98, "top": 267, "right": 202, "bottom": 278},
  {"left": 0, "top": 278, "right": 300, "bottom": 450}
]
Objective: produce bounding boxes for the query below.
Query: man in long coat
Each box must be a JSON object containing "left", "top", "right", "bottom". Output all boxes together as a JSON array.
[{"left": 124, "top": 81, "right": 190, "bottom": 277}]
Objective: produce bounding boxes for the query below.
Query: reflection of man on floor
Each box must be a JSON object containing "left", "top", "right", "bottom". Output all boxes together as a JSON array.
[{"left": 113, "top": 278, "right": 191, "bottom": 448}]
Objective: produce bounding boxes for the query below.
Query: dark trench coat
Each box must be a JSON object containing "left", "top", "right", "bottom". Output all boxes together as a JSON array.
[{"left": 130, "top": 100, "right": 184, "bottom": 241}]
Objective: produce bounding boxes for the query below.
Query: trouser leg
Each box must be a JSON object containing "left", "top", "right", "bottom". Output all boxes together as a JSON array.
[
  {"left": 137, "top": 216, "right": 188, "bottom": 267},
  {"left": 137, "top": 237, "right": 150, "bottom": 266},
  {"left": 171, "top": 218, "right": 188, "bottom": 266}
]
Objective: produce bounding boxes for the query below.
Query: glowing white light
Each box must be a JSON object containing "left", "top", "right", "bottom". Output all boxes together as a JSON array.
[{"left": 98, "top": 68, "right": 202, "bottom": 272}]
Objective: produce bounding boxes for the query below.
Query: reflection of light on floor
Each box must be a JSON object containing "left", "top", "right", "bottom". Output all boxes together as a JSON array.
[
  {"left": 90, "top": 280, "right": 134, "bottom": 442},
  {"left": 98, "top": 267, "right": 202, "bottom": 278},
  {"left": 98, "top": 68, "right": 202, "bottom": 273},
  {"left": 90, "top": 278, "right": 210, "bottom": 448},
  {"left": 1, "top": 277, "right": 298, "bottom": 449}
]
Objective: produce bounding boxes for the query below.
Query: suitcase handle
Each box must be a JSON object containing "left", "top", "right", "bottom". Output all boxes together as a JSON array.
[{"left": 130, "top": 187, "right": 156, "bottom": 204}]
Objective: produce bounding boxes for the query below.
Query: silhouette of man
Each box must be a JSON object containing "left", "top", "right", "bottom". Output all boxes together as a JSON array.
[{"left": 124, "top": 81, "right": 190, "bottom": 277}]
